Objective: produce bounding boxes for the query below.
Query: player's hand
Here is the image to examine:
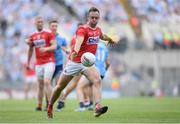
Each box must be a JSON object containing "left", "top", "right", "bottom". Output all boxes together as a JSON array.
[
  {"left": 70, "top": 51, "right": 78, "bottom": 60},
  {"left": 61, "top": 47, "right": 70, "bottom": 54},
  {"left": 25, "top": 39, "right": 29, "bottom": 44},
  {"left": 26, "top": 64, "right": 30, "bottom": 70},
  {"left": 107, "top": 40, "right": 117, "bottom": 47},
  {"left": 65, "top": 49, "right": 70, "bottom": 54},
  {"left": 39, "top": 47, "right": 47, "bottom": 53}
]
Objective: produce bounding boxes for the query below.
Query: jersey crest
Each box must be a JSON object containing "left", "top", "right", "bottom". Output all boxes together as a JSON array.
[{"left": 87, "top": 36, "right": 99, "bottom": 44}]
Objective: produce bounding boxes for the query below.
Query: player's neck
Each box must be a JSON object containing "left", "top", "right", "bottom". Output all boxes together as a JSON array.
[
  {"left": 37, "top": 29, "right": 43, "bottom": 32},
  {"left": 87, "top": 23, "right": 97, "bottom": 30}
]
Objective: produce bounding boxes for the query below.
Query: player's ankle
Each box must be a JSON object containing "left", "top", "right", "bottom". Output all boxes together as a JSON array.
[
  {"left": 37, "top": 103, "right": 42, "bottom": 108},
  {"left": 90, "top": 101, "right": 93, "bottom": 106},
  {"left": 79, "top": 102, "right": 84, "bottom": 108},
  {"left": 95, "top": 102, "right": 101, "bottom": 109},
  {"left": 58, "top": 101, "right": 64, "bottom": 104}
]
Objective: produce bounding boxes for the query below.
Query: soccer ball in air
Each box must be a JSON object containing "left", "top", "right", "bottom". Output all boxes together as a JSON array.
[{"left": 81, "top": 52, "right": 95, "bottom": 67}]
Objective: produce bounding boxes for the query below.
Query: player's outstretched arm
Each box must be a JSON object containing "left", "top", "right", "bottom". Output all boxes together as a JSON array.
[
  {"left": 71, "top": 35, "right": 84, "bottom": 60},
  {"left": 100, "top": 34, "right": 117, "bottom": 44}
]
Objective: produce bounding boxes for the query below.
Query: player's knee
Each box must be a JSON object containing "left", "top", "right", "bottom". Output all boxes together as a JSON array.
[
  {"left": 77, "top": 85, "right": 83, "bottom": 92},
  {"left": 38, "top": 82, "right": 44, "bottom": 89},
  {"left": 92, "top": 76, "right": 101, "bottom": 86},
  {"left": 44, "top": 79, "right": 51, "bottom": 85}
]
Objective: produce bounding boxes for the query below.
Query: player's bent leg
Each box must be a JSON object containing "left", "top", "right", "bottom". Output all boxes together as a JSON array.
[
  {"left": 82, "top": 66, "right": 108, "bottom": 117},
  {"left": 47, "top": 74, "right": 73, "bottom": 118},
  {"left": 83, "top": 67, "right": 101, "bottom": 104}
]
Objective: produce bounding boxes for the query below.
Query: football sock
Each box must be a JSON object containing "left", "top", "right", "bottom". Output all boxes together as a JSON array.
[{"left": 79, "top": 102, "right": 84, "bottom": 108}]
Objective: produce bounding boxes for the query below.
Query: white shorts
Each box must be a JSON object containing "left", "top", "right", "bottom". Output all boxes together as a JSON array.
[
  {"left": 25, "top": 75, "right": 37, "bottom": 84},
  {"left": 35, "top": 62, "right": 55, "bottom": 80},
  {"left": 63, "top": 60, "right": 87, "bottom": 76}
]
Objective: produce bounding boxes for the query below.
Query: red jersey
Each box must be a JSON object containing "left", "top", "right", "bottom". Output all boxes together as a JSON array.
[
  {"left": 69, "top": 25, "right": 103, "bottom": 62},
  {"left": 28, "top": 30, "right": 55, "bottom": 65}
]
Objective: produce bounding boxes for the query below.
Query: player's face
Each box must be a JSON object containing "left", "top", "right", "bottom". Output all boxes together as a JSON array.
[
  {"left": 88, "top": 11, "right": 100, "bottom": 28},
  {"left": 35, "top": 18, "right": 43, "bottom": 31},
  {"left": 49, "top": 23, "right": 58, "bottom": 33}
]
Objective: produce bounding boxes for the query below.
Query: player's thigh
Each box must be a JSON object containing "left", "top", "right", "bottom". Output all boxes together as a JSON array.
[
  {"left": 35, "top": 65, "right": 44, "bottom": 87},
  {"left": 82, "top": 66, "right": 101, "bottom": 83},
  {"left": 35, "top": 65, "right": 44, "bottom": 80},
  {"left": 44, "top": 62, "right": 55, "bottom": 83},
  {"left": 63, "top": 60, "right": 85, "bottom": 76},
  {"left": 68, "top": 74, "right": 82, "bottom": 88},
  {"left": 56, "top": 73, "right": 74, "bottom": 89}
]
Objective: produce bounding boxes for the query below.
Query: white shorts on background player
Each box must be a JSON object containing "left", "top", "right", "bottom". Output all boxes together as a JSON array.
[
  {"left": 25, "top": 75, "right": 37, "bottom": 84},
  {"left": 35, "top": 62, "right": 55, "bottom": 80}
]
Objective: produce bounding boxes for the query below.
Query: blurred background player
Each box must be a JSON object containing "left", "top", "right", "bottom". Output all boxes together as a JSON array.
[
  {"left": 47, "top": 7, "right": 116, "bottom": 118},
  {"left": 47, "top": 20, "right": 69, "bottom": 110},
  {"left": 27, "top": 16, "right": 57, "bottom": 111},
  {"left": 23, "top": 61, "right": 37, "bottom": 99}
]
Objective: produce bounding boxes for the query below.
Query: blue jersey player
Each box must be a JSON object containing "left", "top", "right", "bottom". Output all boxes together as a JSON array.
[{"left": 95, "top": 41, "right": 110, "bottom": 79}]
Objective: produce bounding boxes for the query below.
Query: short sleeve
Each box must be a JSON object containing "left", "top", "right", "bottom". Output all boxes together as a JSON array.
[
  {"left": 27, "top": 35, "right": 34, "bottom": 46},
  {"left": 76, "top": 27, "right": 86, "bottom": 37}
]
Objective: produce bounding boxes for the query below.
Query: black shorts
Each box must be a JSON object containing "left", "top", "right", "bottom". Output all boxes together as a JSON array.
[{"left": 52, "top": 65, "right": 63, "bottom": 79}]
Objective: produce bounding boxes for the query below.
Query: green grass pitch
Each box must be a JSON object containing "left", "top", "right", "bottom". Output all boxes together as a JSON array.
[{"left": 0, "top": 97, "right": 180, "bottom": 123}]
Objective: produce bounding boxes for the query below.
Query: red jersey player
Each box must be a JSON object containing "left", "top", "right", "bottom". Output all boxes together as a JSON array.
[
  {"left": 27, "top": 16, "right": 57, "bottom": 111},
  {"left": 23, "top": 61, "right": 37, "bottom": 99},
  {"left": 47, "top": 7, "right": 117, "bottom": 118}
]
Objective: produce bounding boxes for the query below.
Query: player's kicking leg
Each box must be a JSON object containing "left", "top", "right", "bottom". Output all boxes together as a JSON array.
[
  {"left": 82, "top": 66, "right": 108, "bottom": 117},
  {"left": 47, "top": 73, "right": 74, "bottom": 118}
]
